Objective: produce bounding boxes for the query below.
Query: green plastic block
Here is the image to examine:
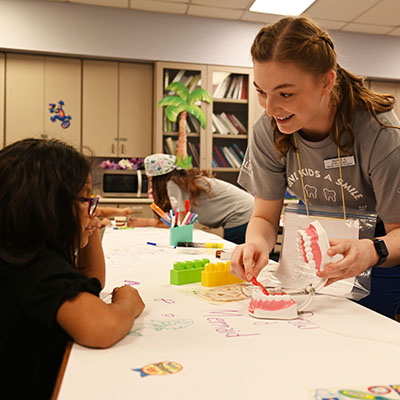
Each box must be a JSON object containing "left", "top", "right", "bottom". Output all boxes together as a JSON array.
[{"left": 170, "top": 258, "right": 210, "bottom": 285}]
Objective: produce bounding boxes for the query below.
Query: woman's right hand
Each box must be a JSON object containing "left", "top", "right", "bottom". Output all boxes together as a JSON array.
[
  {"left": 230, "top": 242, "right": 270, "bottom": 281},
  {"left": 112, "top": 285, "right": 145, "bottom": 319}
]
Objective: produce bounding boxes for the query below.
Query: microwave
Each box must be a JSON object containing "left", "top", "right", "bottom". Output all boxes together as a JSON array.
[{"left": 99, "top": 169, "right": 149, "bottom": 198}]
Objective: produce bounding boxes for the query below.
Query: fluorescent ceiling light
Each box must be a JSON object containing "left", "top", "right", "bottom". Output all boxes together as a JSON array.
[{"left": 250, "top": 0, "right": 317, "bottom": 16}]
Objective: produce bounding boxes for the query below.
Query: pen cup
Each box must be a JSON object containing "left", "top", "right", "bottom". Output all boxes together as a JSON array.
[{"left": 170, "top": 224, "right": 193, "bottom": 246}]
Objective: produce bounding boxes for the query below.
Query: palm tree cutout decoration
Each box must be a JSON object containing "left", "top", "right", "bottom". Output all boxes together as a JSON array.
[{"left": 158, "top": 81, "right": 212, "bottom": 169}]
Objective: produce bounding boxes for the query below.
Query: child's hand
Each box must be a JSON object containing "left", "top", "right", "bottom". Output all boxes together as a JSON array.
[
  {"left": 112, "top": 285, "right": 145, "bottom": 319},
  {"left": 120, "top": 207, "right": 134, "bottom": 217}
]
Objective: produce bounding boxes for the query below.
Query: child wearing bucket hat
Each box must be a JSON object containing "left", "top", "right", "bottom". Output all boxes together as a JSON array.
[{"left": 129, "top": 153, "right": 254, "bottom": 244}]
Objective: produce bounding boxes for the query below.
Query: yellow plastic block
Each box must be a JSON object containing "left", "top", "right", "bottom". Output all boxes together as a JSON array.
[{"left": 201, "top": 261, "right": 244, "bottom": 287}]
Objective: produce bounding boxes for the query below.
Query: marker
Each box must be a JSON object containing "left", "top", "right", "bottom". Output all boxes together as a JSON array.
[
  {"left": 150, "top": 202, "right": 171, "bottom": 223},
  {"left": 177, "top": 242, "right": 224, "bottom": 248},
  {"left": 147, "top": 242, "right": 176, "bottom": 249}
]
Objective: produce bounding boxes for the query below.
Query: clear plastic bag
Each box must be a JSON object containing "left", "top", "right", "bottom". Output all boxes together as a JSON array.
[{"left": 267, "top": 203, "right": 377, "bottom": 301}]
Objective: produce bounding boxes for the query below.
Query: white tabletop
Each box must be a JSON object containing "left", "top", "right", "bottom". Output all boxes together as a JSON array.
[{"left": 57, "top": 227, "right": 400, "bottom": 400}]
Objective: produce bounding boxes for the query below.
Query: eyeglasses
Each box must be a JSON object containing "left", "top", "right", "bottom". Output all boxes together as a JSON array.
[{"left": 77, "top": 195, "right": 100, "bottom": 216}]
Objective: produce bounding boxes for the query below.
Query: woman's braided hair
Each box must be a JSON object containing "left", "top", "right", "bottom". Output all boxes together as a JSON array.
[{"left": 251, "top": 16, "right": 396, "bottom": 157}]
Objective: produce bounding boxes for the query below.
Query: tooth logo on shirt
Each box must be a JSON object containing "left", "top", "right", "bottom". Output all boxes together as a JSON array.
[{"left": 323, "top": 188, "right": 336, "bottom": 202}]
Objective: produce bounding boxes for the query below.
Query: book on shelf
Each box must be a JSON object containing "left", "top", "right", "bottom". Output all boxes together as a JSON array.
[
  {"left": 225, "top": 113, "right": 245, "bottom": 134},
  {"left": 213, "top": 75, "right": 231, "bottom": 98},
  {"left": 213, "top": 145, "right": 229, "bottom": 167},
  {"left": 212, "top": 113, "right": 229, "bottom": 134},
  {"left": 188, "top": 141, "right": 200, "bottom": 167},
  {"left": 187, "top": 74, "right": 201, "bottom": 93},
  {"left": 219, "top": 112, "right": 239, "bottom": 134},
  {"left": 212, "top": 148, "right": 223, "bottom": 167},
  {"left": 165, "top": 137, "right": 176, "bottom": 155},
  {"left": 224, "top": 145, "right": 242, "bottom": 168},
  {"left": 232, "top": 142, "right": 245, "bottom": 160},
  {"left": 187, "top": 112, "right": 201, "bottom": 133},
  {"left": 222, "top": 146, "right": 241, "bottom": 168},
  {"left": 172, "top": 70, "right": 185, "bottom": 84},
  {"left": 230, "top": 113, "right": 247, "bottom": 134},
  {"left": 241, "top": 75, "right": 248, "bottom": 99},
  {"left": 226, "top": 75, "right": 237, "bottom": 99}
]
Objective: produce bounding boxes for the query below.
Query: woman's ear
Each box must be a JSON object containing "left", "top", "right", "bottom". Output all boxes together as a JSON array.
[{"left": 323, "top": 69, "right": 336, "bottom": 93}]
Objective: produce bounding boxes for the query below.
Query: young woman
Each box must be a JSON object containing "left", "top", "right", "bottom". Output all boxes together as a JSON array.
[
  {"left": 0, "top": 139, "right": 145, "bottom": 399},
  {"left": 129, "top": 153, "right": 254, "bottom": 244},
  {"left": 230, "top": 16, "right": 400, "bottom": 319}
]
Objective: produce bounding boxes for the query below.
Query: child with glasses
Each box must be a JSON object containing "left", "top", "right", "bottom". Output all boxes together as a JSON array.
[{"left": 0, "top": 138, "right": 145, "bottom": 399}]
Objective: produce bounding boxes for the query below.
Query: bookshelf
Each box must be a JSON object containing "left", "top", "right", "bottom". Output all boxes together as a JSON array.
[
  {"left": 154, "top": 62, "right": 262, "bottom": 184},
  {"left": 154, "top": 62, "right": 207, "bottom": 168},
  {"left": 206, "top": 65, "right": 255, "bottom": 186}
]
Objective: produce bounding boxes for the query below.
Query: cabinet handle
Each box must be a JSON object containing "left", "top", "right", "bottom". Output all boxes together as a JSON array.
[
  {"left": 40, "top": 134, "right": 48, "bottom": 139},
  {"left": 121, "top": 144, "right": 125, "bottom": 154},
  {"left": 111, "top": 143, "right": 115, "bottom": 154}
]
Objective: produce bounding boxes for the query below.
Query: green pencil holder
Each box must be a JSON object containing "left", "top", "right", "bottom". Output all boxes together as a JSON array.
[{"left": 170, "top": 224, "right": 193, "bottom": 246}]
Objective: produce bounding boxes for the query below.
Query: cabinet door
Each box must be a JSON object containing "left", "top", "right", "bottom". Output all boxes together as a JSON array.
[
  {"left": 119, "top": 63, "right": 153, "bottom": 157},
  {"left": 82, "top": 60, "right": 118, "bottom": 157},
  {"left": 44, "top": 56, "right": 81, "bottom": 149},
  {"left": 0, "top": 53, "right": 4, "bottom": 149},
  {"left": 5, "top": 54, "right": 44, "bottom": 145}
]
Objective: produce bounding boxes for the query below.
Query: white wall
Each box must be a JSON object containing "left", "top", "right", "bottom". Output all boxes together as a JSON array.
[{"left": 1, "top": 1, "right": 400, "bottom": 80}]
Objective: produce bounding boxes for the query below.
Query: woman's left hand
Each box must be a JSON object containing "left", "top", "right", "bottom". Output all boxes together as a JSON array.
[{"left": 317, "top": 238, "right": 377, "bottom": 285}]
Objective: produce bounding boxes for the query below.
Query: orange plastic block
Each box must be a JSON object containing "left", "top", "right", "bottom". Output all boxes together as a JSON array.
[{"left": 201, "top": 261, "right": 244, "bottom": 287}]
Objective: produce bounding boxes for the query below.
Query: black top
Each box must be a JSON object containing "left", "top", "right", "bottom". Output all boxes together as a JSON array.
[{"left": 0, "top": 249, "right": 102, "bottom": 399}]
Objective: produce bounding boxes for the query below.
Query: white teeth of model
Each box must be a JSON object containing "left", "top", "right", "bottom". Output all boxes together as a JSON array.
[
  {"left": 308, "top": 260, "right": 316, "bottom": 269},
  {"left": 303, "top": 237, "right": 311, "bottom": 245},
  {"left": 306, "top": 249, "right": 313, "bottom": 259}
]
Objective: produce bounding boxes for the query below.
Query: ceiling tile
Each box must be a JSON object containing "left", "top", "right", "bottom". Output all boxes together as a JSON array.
[
  {"left": 72, "top": 0, "right": 129, "bottom": 7},
  {"left": 129, "top": 0, "right": 187, "bottom": 14},
  {"left": 192, "top": 0, "right": 250, "bottom": 9},
  {"left": 240, "top": 11, "right": 281, "bottom": 24},
  {"left": 354, "top": 0, "right": 400, "bottom": 26},
  {"left": 188, "top": 4, "right": 243, "bottom": 19},
  {"left": 308, "top": 17, "right": 347, "bottom": 31},
  {"left": 306, "top": 0, "right": 380, "bottom": 22},
  {"left": 139, "top": 0, "right": 188, "bottom": 3},
  {"left": 342, "top": 23, "right": 393, "bottom": 35}
]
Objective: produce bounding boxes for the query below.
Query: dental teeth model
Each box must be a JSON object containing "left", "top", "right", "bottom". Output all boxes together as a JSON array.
[
  {"left": 248, "top": 220, "right": 331, "bottom": 320},
  {"left": 248, "top": 287, "right": 298, "bottom": 320},
  {"left": 297, "top": 220, "right": 332, "bottom": 284}
]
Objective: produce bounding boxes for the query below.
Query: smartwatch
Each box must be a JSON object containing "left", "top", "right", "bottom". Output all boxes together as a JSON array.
[{"left": 369, "top": 238, "right": 388, "bottom": 268}]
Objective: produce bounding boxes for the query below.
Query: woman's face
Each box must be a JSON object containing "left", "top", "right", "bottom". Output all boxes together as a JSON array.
[
  {"left": 77, "top": 174, "right": 97, "bottom": 248},
  {"left": 253, "top": 61, "right": 335, "bottom": 136}
]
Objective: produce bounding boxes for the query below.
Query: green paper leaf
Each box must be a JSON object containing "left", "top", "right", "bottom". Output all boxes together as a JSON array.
[
  {"left": 166, "top": 82, "right": 189, "bottom": 103},
  {"left": 186, "top": 105, "right": 206, "bottom": 128},
  {"left": 188, "top": 88, "right": 212, "bottom": 106},
  {"left": 158, "top": 96, "right": 186, "bottom": 108},
  {"left": 176, "top": 154, "right": 192, "bottom": 170},
  {"left": 165, "top": 105, "right": 187, "bottom": 122}
]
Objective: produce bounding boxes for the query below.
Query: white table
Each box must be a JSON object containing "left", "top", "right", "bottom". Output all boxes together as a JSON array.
[{"left": 57, "top": 227, "right": 400, "bottom": 400}]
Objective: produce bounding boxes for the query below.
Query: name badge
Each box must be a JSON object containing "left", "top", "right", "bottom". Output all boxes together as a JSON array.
[{"left": 324, "top": 155, "right": 355, "bottom": 169}]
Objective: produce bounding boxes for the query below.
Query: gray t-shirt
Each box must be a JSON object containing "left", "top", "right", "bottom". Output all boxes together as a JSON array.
[
  {"left": 167, "top": 177, "right": 254, "bottom": 229},
  {"left": 238, "top": 110, "right": 400, "bottom": 223}
]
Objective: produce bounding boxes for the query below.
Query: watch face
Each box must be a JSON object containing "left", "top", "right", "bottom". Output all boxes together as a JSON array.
[{"left": 375, "top": 239, "right": 389, "bottom": 258}]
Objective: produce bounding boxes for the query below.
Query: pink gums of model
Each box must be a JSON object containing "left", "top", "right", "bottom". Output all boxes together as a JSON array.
[
  {"left": 298, "top": 220, "right": 332, "bottom": 273},
  {"left": 248, "top": 287, "right": 298, "bottom": 320}
]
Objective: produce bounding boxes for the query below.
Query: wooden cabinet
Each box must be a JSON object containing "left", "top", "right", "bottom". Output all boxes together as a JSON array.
[
  {"left": 0, "top": 53, "right": 4, "bottom": 149},
  {"left": 154, "top": 61, "right": 263, "bottom": 185},
  {"left": 83, "top": 60, "right": 153, "bottom": 158},
  {"left": 5, "top": 54, "right": 81, "bottom": 148}
]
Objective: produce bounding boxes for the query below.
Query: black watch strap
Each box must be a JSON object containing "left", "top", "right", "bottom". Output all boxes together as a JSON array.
[{"left": 368, "top": 238, "right": 388, "bottom": 268}]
